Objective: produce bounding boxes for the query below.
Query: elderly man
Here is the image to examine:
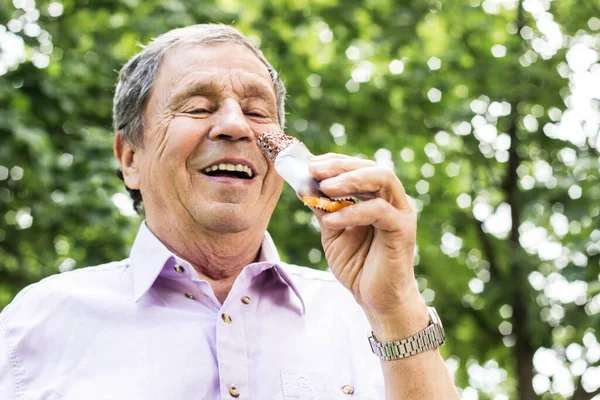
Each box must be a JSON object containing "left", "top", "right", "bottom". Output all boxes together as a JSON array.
[{"left": 0, "top": 25, "right": 458, "bottom": 399}]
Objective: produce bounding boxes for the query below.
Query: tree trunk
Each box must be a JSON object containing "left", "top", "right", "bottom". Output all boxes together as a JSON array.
[
  {"left": 506, "top": 107, "right": 536, "bottom": 400},
  {"left": 505, "top": 2, "right": 537, "bottom": 399}
]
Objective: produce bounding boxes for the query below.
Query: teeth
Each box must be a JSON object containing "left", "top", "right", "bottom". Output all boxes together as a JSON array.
[{"left": 202, "top": 163, "right": 254, "bottom": 178}]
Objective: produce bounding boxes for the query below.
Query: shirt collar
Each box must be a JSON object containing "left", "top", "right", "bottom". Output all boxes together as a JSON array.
[
  {"left": 129, "top": 222, "right": 305, "bottom": 314},
  {"left": 130, "top": 222, "right": 173, "bottom": 303}
]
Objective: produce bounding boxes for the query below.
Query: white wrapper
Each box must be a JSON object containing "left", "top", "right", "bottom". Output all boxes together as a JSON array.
[{"left": 274, "top": 141, "right": 321, "bottom": 197}]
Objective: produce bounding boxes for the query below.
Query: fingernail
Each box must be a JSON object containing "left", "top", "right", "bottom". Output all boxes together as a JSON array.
[{"left": 320, "top": 178, "right": 335, "bottom": 189}]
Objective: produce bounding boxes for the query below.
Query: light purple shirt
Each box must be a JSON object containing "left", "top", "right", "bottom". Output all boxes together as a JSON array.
[{"left": 0, "top": 222, "right": 385, "bottom": 399}]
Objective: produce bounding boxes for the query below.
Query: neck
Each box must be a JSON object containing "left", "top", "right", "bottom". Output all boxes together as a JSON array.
[{"left": 146, "top": 218, "right": 265, "bottom": 304}]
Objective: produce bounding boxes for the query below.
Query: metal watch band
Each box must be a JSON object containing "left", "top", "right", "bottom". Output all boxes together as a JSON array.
[{"left": 368, "top": 307, "right": 446, "bottom": 361}]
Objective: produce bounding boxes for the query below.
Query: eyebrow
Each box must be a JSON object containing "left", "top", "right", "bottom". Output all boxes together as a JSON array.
[
  {"left": 170, "top": 80, "right": 222, "bottom": 107},
  {"left": 169, "top": 78, "right": 276, "bottom": 108},
  {"left": 242, "top": 82, "right": 276, "bottom": 103}
]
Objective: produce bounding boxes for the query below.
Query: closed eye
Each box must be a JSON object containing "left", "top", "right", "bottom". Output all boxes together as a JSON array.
[
  {"left": 189, "top": 108, "right": 210, "bottom": 114},
  {"left": 246, "top": 111, "right": 267, "bottom": 118}
]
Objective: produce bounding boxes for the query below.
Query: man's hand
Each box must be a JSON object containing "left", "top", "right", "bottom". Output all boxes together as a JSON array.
[
  {"left": 310, "top": 152, "right": 459, "bottom": 399},
  {"left": 309, "top": 153, "right": 428, "bottom": 339}
]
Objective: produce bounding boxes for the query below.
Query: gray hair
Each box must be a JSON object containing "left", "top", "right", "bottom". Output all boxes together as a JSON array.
[{"left": 112, "top": 24, "right": 287, "bottom": 212}]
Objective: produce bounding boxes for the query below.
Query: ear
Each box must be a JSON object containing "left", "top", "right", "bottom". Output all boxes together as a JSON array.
[{"left": 114, "top": 131, "right": 141, "bottom": 190}]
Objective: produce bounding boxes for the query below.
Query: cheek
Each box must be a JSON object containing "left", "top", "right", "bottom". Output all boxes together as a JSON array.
[
  {"left": 266, "top": 167, "right": 285, "bottom": 194},
  {"left": 161, "top": 116, "right": 208, "bottom": 160}
]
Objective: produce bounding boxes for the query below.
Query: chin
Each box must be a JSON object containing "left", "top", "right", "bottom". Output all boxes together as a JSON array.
[{"left": 196, "top": 204, "right": 261, "bottom": 234}]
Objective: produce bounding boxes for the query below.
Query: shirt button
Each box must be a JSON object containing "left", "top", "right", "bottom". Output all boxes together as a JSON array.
[
  {"left": 228, "top": 385, "right": 240, "bottom": 398},
  {"left": 241, "top": 296, "right": 251, "bottom": 304},
  {"left": 221, "top": 313, "right": 232, "bottom": 324},
  {"left": 174, "top": 264, "right": 185, "bottom": 273},
  {"left": 342, "top": 384, "right": 355, "bottom": 395},
  {"left": 184, "top": 293, "right": 195, "bottom": 300}
]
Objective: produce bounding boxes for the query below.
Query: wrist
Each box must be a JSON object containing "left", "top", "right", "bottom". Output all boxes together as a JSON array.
[{"left": 363, "top": 288, "right": 429, "bottom": 342}]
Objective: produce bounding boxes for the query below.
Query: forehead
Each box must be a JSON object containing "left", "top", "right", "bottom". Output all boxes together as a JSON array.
[{"left": 155, "top": 42, "right": 275, "bottom": 100}]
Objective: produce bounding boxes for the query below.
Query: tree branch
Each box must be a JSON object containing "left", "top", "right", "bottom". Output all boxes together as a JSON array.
[
  {"left": 573, "top": 383, "right": 600, "bottom": 400},
  {"left": 467, "top": 306, "right": 504, "bottom": 343},
  {"left": 0, "top": 268, "right": 30, "bottom": 289},
  {"left": 473, "top": 218, "right": 503, "bottom": 279}
]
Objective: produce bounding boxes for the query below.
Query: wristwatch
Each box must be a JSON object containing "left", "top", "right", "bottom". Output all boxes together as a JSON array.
[{"left": 368, "top": 307, "right": 446, "bottom": 361}]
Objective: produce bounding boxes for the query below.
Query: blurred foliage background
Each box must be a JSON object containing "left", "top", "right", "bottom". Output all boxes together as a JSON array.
[{"left": 1, "top": 0, "right": 599, "bottom": 398}]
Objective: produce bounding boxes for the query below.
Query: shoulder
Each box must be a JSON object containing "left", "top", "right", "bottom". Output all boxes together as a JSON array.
[
  {"left": 279, "top": 262, "right": 346, "bottom": 298},
  {"left": 278, "top": 262, "right": 364, "bottom": 315},
  {"left": 0, "top": 260, "right": 130, "bottom": 324},
  {"left": 279, "top": 262, "right": 338, "bottom": 282}
]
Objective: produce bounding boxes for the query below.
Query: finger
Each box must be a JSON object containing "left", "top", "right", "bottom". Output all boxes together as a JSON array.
[
  {"left": 309, "top": 157, "right": 377, "bottom": 181},
  {"left": 319, "top": 167, "right": 412, "bottom": 211},
  {"left": 321, "top": 198, "right": 416, "bottom": 233},
  {"left": 311, "top": 152, "right": 358, "bottom": 162}
]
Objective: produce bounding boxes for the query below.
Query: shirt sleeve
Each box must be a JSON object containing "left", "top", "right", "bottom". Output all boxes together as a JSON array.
[{"left": 0, "top": 320, "right": 17, "bottom": 399}]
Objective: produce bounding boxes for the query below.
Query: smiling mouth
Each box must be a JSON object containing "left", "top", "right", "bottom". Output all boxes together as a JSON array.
[{"left": 202, "top": 163, "right": 254, "bottom": 180}]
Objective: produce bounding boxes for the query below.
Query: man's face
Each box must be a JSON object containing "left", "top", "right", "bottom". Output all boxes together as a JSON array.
[{"left": 133, "top": 42, "right": 284, "bottom": 234}]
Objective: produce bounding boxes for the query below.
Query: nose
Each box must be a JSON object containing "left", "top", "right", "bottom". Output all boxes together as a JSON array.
[{"left": 208, "top": 99, "right": 255, "bottom": 142}]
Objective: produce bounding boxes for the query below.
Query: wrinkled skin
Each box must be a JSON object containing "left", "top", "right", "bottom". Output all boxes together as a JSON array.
[
  {"left": 308, "top": 155, "right": 428, "bottom": 335},
  {"left": 114, "top": 43, "right": 283, "bottom": 295}
]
